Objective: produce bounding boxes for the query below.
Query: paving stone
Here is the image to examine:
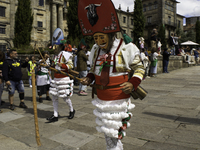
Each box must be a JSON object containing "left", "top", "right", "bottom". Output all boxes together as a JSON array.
[
  {"left": 0, "top": 112, "right": 24, "bottom": 123},
  {"left": 50, "top": 129, "right": 96, "bottom": 148},
  {"left": 0, "top": 134, "right": 37, "bottom": 150},
  {"left": 36, "top": 103, "right": 53, "bottom": 110}
]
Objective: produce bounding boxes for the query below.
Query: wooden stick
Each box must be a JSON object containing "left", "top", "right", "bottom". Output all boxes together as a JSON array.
[
  {"left": 32, "top": 68, "right": 42, "bottom": 146},
  {"left": 38, "top": 63, "right": 82, "bottom": 81}
]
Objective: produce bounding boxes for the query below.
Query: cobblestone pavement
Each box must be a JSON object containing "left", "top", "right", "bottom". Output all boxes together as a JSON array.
[{"left": 0, "top": 66, "right": 200, "bottom": 150}]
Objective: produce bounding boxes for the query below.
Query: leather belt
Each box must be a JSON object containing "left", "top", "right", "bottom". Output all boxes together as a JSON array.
[{"left": 90, "top": 84, "right": 121, "bottom": 90}]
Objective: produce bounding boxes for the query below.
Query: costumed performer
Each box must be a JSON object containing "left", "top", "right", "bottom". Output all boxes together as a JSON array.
[
  {"left": 47, "top": 44, "right": 75, "bottom": 122},
  {"left": 36, "top": 51, "right": 52, "bottom": 103},
  {"left": 78, "top": 0, "right": 145, "bottom": 149}
]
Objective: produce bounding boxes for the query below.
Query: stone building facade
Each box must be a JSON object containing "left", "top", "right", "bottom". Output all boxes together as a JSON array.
[
  {"left": 116, "top": 5, "right": 134, "bottom": 40},
  {"left": 0, "top": 0, "right": 69, "bottom": 51},
  {"left": 142, "top": 0, "right": 184, "bottom": 45},
  {"left": 184, "top": 16, "right": 200, "bottom": 33}
]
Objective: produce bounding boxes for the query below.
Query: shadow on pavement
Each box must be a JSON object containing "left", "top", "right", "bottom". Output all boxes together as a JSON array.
[{"left": 143, "top": 112, "right": 200, "bottom": 125}]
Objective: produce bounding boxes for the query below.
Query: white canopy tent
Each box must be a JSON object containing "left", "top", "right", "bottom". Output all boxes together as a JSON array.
[{"left": 181, "top": 41, "right": 199, "bottom": 46}]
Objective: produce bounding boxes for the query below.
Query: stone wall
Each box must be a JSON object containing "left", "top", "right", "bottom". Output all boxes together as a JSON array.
[
  {"left": 156, "top": 55, "right": 196, "bottom": 74},
  {"left": 18, "top": 54, "right": 195, "bottom": 84}
]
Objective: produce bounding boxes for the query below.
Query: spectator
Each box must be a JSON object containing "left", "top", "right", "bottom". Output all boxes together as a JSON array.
[
  {"left": 86, "top": 45, "right": 91, "bottom": 72},
  {"left": 193, "top": 48, "right": 199, "bottom": 65},
  {"left": 174, "top": 34, "right": 181, "bottom": 55},
  {"left": 144, "top": 48, "right": 151, "bottom": 78},
  {"left": 169, "top": 33, "right": 175, "bottom": 55},
  {"left": 36, "top": 51, "right": 52, "bottom": 103},
  {"left": 150, "top": 28, "right": 157, "bottom": 49},
  {"left": 0, "top": 50, "right": 5, "bottom": 113},
  {"left": 72, "top": 45, "right": 77, "bottom": 55},
  {"left": 163, "top": 48, "right": 171, "bottom": 73},
  {"left": 157, "top": 38, "right": 162, "bottom": 54},
  {"left": 64, "top": 40, "right": 72, "bottom": 52},
  {"left": 27, "top": 56, "right": 36, "bottom": 88},
  {"left": 140, "top": 48, "right": 149, "bottom": 80},
  {"left": 2, "top": 49, "right": 29, "bottom": 110},
  {"left": 139, "top": 37, "right": 145, "bottom": 50},
  {"left": 150, "top": 47, "right": 160, "bottom": 77},
  {"left": 77, "top": 39, "right": 88, "bottom": 95},
  {"left": 5, "top": 48, "right": 10, "bottom": 59}
]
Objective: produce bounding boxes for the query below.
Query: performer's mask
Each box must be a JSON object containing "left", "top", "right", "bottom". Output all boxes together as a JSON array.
[{"left": 93, "top": 33, "right": 109, "bottom": 50}]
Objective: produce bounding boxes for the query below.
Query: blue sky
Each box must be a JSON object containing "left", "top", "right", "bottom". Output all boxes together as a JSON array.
[{"left": 112, "top": 0, "right": 200, "bottom": 17}]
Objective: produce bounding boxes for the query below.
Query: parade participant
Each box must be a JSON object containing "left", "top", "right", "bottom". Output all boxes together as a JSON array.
[
  {"left": 27, "top": 56, "right": 36, "bottom": 88},
  {"left": 36, "top": 51, "right": 52, "bottom": 103},
  {"left": 2, "top": 49, "right": 29, "bottom": 110},
  {"left": 47, "top": 44, "right": 75, "bottom": 122},
  {"left": 64, "top": 40, "right": 72, "bottom": 52},
  {"left": 78, "top": 0, "right": 145, "bottom": 149}
]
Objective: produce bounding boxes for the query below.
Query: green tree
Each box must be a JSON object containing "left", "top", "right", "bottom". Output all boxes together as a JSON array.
[
  {"left": 67, "top": 0, "right": 82, "bottom": 41},
  {"left": 195, "top": 20, "right": 200, "bottom": 44},
  {"left": 157, "top": 24, "right": 166, "bottom": 48},
  {"left": 133, "top": 0, "right": 145, "bottom": 47},
  {"left": 13, "top": 0, "right": 33, "bottom": 48}
]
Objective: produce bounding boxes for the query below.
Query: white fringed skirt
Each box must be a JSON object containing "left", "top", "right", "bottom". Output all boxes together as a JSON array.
[
  {"left": 92, "top": 98, "right": 135, "bottom": 139},
  {"left": 49, "top": 77, "right": 74, "bottom": 97}
]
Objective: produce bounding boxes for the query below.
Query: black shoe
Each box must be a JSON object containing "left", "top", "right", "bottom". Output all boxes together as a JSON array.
[
  {"left": 19, "top": 102, "right": 28, "bottom": 108},
  {"left": 46, "top": 115, "right": 58, "bottom": 122},
  {"left": 46, "top": 96, "right": 51, "bottom": 101},
  {"left": 68, "top": 109, "right": 75, "bottom": 119},
  {"left": 9, "top": 104, "right": 15, "bottom": 110},
  {"left": 1, "top": 100, "right": 5, "bottom": 105},
  {"left": 38, "top": 98, "right": 43, "bottom": 103},
  {"left": 0, "top": 110, "right": 2, "bottom": 113}
]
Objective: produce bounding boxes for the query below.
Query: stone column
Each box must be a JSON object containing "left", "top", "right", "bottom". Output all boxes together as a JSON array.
[
  {"left": 58, "top": 4, "right": 63, "bottom": 31},
  {"left": 10, "top": 0, "right": 16, "bottom": 39},
  {"left": 52, "top": 3, "right": 57, "bottom": 35}
]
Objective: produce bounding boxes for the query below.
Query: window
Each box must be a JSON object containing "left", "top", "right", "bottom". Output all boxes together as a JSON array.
[
  {"left": 143, "top": 4, "right": 146, "bottom": 12},
  {"left": 39, "top": 0, "right": 44, "bottom": 6},
  {"left": 64, "top": 1, "right": 67, "bottom": 8},
  {"left": 0, "top": 27, "right": 5, "bottom": 34},
  {"left": 178, "top": 20, "right": 181, "bottom": 28},
  {"left": 154, "top": 1, "right": 158, "bottom": 9},
  {"left": 147, "top": 16, "right": 152, "bottom": 24},
  {"left": 148, "top": 3, "right": 152, "bottom": 10},
  {"left": 0, "top": 6, "right": 6, "bottom": 17},
  {"left": 0, "top": 45, "right": 6, "bottom": 51},
  {"left": 123, "top": 17, "right": 126, "bottom": 23},
  {"left": 38, "top": 21, "right": 43, "bottom": 27},
  {"left": 131, "top": 31, "right": 134, "bottom": 38},
  {"left": 131, "top": 18, "right": 134, "bottom": 25},
  {"left": 123, "top": 29, "right": 126, "bottom": 34},
  {"left": 168, "top": 16, "right": 171, "bottom": 25}
]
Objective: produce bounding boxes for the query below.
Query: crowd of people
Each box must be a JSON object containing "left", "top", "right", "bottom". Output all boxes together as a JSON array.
[{"left": 138, "top": 28, "right": 200, "bottom": 79}]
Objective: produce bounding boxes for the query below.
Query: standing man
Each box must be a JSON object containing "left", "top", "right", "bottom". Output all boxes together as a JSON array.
[
  {"left": 2, "top": 49, "right": 29, "bottom": 110},
  {"left": 77, "top": 39, "right": 88, "bottom": 96},
  {"left": 78, "top": 0, "right": 145, "bottom": 149},
  {"left": 173, "top": 34, "right": 181, "bottom": 55},
  {"left": 169, "top": 33, "right": 175, "bottom": 55},
  {"left": 150, "top": 28, "right": 157, "bottom": 49}
]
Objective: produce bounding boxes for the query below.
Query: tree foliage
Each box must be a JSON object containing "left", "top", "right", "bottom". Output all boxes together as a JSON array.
[
  {"left": 157, "top": 24, "right": 166, "bottom": 48},
  {"left": 67, "top": 0, "right": 83, "bottom": 41},
  {"left": 175, "top": 28, "right": 195, "bottom": 44},
  {"left": 195, "top": 20, "right": 200, "bottom": 44},
  {"left": 13, "top": 0, "right": 33, "bottom": 48},
  {"left": 133, "top": 0, "right": 145, "bottom": 47}
]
